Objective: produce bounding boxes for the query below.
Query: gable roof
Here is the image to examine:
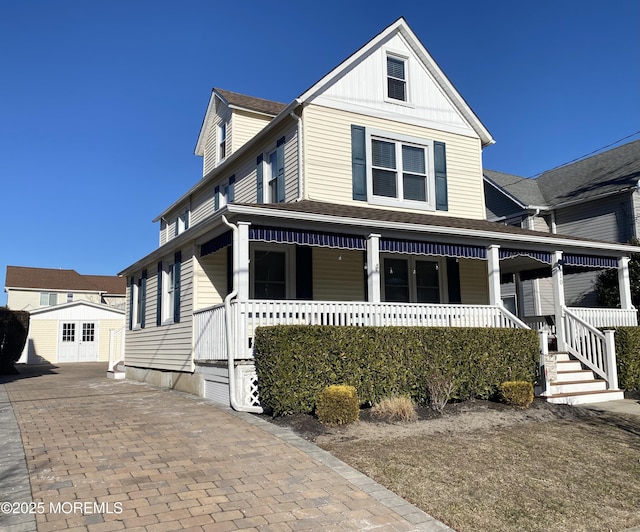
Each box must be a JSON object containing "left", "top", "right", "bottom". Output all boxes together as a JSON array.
[
  {"left": 537, "top": 139, "right": 640, "bottom": 207},
  {"left": 194, "top": 88, "right": 287, "bottom": 157},
  {"left": 298, "top": 17, "right": 494, "bottom": 147},
  {"left": 485, "top": 139, "right": 640, "bottom": 209},
  {"left": 5, "top": 266, "right": 126, "bottom": 295},
  {"left": 484, "top": 169, "right": 547, "bottom": 207},
  {"left": 214, "top": 88, "right": 287, "bottom": 116}
]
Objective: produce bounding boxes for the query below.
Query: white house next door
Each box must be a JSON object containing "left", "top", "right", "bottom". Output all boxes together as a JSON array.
[{"left": 58, "top": 322, "right": 99, "bottom": 362}]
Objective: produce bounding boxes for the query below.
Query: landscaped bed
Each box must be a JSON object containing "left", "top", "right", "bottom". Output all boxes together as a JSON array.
[{"left": 263, "top": 397, "right": 640, "bottom": 532}]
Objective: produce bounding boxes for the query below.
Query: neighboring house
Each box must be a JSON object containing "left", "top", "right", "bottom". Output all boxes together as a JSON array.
[
  {"left": 485, "top": 139, "right": 640, "bottom": 314},
  {"left": 4, "top": 266, "right": 126, "bottom": 364},
  {"left": 120, "top": 18, "right": 639, "bottom": 407},
  {"left": 5, "top": 266, "right": 126, "bottom": 311}
]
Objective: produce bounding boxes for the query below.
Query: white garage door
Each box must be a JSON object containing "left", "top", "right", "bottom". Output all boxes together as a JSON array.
[{"left": 58, "top": 322, "right": 99, "bottom": 362}]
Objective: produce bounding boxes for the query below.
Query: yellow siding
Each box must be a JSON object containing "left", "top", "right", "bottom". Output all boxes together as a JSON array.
[
  {"left": 98, "top": 320, "right": 127, "bottom": 362},
  {"left": 459, "top": 258, "right": 489, "bottom": 304},
  {"left": 203, "top": 105, "right": 232, "bottom": 176},
  {"left": 313, "top": 248, "right": 365, "bottom": 300},
  {"left": 7, "top": 290, "right": 103, "bottom": 311},
  {"left": 195, "top": 250, "right": 227, "bottom": 310},
  {"left": 302, "top": 104, "right": 485, "bottom": 219},
  {"left": 232, "top": 110, "right": 272, "bottom": 152},
  {"left": 125, "top": 247, "right": 194, "bottom": 372},
  {"left": 28, "top": 321, "right": 58, "bottom": 363}
]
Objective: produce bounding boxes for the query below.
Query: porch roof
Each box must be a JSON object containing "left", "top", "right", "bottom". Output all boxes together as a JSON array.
[{"left": 227, "top": 200, "right": 640, "bottom": 256}]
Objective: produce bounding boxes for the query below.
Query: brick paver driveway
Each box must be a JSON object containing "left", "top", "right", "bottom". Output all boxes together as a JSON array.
[{"left": 1, "top": 363, "right": 450, "bottom": 532}]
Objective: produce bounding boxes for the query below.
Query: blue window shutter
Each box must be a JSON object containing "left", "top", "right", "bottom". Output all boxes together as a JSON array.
[
  {"left": 351, "top": 125, "right": 367, "bottom": 201},
  {"left": 228, "top": 175, "right": 235, "bottom": 203},
  {"left": 214, "top": 185, "right": 220, "bottom": 211},
  {"left": 256, "top": 154, "right": 263, "bottom": 203},
  {"left": 276, "top": 136, "right": 285, "bottom": 203},
  {"left": 156, "top": 262, "right": 162, "bottom": 326},
  {"left": 226, "top": 244, "right": 233, "bottom": 296},
  {"left": 173, "top": 251, "right": 181, "bottom": 324},
  {"left": 140, "top": 269, "right": 147, "bottom": 328},
  {"left": 434, "top": 141, "right": 448, "bottom": 211},
  {"left": 128, "top": 277, "right": 134, "bottom": 330},
  {"left": 295, "top": 246, "right": 313, "bottom": 300},
  {"left": 446, "top": 258, "right": 461, "bottom": 303}
]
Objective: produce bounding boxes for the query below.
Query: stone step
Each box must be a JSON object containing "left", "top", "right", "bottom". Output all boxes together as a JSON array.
[{"left": 546, "top": 389, "right": 625, "bottom": 405}]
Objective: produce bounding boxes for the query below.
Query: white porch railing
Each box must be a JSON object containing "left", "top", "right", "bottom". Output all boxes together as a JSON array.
[
  {"left": 194, "top": 303, "right": 228, "bottom": 361},
  {"left": 567, "top": 307, "right": 637, "bottom": 328},
  {"left": 562, "top": 308, "right": 618, "bottom": 389},
  {"left": 194, "top": 300, "right": 528, "bottom": 361},
  {"left": 108, "top": 326, "right": 126, "bottom": 372}
]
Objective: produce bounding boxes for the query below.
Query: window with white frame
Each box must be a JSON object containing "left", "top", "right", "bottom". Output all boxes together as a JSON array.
[
  {"left": 218, "top": 122, "right": 227, "bottom": 162},
  {"left": 66, "top": 293, "right": 74, "bottom": 303},
  {"left": 267, "top": 149, "right": 278, "bottom": 203},
  {"left": 162, "top": 262, "right": 178, "bottom": 323},
  {"left": 250, "top": 246, "right": 295, "bottom": 300},
  {"left": 40, "top": 292, "right": 58, "bottom": 306},
  {"left": 135, "top": 277, "right": 144, "bottom": 326},
  {"left": 382, "top": 256, "right": 442, "bottom": 303},
  {"left": 367, "top": 129, "right": 434, "bottom": 209},
  {"left": 175, "top": 210, "right": 189, "bottom": 236},
  {"left": 386, "top": 54, "right": 407, "bottom": 102}
]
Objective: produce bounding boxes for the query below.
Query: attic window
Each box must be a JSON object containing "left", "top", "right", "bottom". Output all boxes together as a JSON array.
[
  {"left": 219, "top": 123, "right": 227, "bottom": 161},
  {"left": 386, "top": 55, "right": 407, "bottom": 101}
]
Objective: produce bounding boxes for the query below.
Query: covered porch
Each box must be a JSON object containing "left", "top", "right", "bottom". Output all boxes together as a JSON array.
[{"left": 191, "top": 201, "right": 639, "bottom": 409}]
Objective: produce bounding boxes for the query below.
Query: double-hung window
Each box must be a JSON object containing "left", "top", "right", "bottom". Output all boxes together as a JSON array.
[
  {"left": 218, "top": 123, "right": 227, "bottom": 162},
  {"left": 267, "top": 149, "right": 278, "bottom": 203},
  {"left": 367, "top": 129, "right": 434, "bottom": 209},
  {"left": 40, "top": 292, "right": 58, "bottom": 306},
  {"left": 160, "top": 252, "right": 181, "bottom": 324},
  {"left": 386, "top": 54, "right": 407, "bottom": 102},
  {"left": 175, "top": 210, "right": 189, "bottom": 237},
  {"left": 214, "top": 176, "right": 235, "bottom": 211}
]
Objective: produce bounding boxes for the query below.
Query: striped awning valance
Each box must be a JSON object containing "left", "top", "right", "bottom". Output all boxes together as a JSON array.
[
  {"left": 200, "top": 231, "right": 232, "bottom": 257},
  {"left": 564, "top": 254, "right": 618, "bottom": 269},
  {"left": 250, "top": 226, "right": 366, "bottom": 250},
  {"left": 499, "top": 249, "right": 552, "bottom": 264},
  {"left": 380, "top": 239, "right": 486, "bottom": 259}
]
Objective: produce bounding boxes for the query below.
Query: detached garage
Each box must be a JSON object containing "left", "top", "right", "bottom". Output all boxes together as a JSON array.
[{"left": 23, "top": 301, "right": 125, "bottom": 364}]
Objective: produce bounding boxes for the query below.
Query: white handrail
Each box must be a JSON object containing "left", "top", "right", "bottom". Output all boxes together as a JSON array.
[{"left": 562, "top": 308, "right": 609, "bottom": 381}]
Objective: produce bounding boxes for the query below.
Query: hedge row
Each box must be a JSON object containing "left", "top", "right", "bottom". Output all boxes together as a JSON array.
[
  {"left": 0, "top": 308, "right": 30, "bottom": 374},
  {"left": 254, "top": 325, "right": 539, "bottom": 416},
  {"left": 613, "top": 327, "right": 640, "bottom": 391}
]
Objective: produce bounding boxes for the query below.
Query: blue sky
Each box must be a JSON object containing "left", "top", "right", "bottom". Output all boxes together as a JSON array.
[{"left": 1, "top": 0, "right": 638, "bottom": 305}]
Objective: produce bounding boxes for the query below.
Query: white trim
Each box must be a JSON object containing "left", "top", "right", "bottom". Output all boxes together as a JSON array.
[
  {"left": 297, "top": 18, "right": 494, "bottom": 147},
  {"left": 366, "top": 127, "right": 435, "bottom": 211}
]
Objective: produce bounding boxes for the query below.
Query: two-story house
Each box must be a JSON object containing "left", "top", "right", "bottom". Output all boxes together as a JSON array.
[
  {"left": 485, "top": 139, "right": 640, "bottom": 316},
  {"left": 120, "top": 18, "right": 639, "bottom": 408},
  {"left": 4, "top": 266, "right": 126, "bottom": 364}
]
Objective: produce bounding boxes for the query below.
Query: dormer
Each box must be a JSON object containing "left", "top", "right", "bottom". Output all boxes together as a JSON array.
[{"left": 195, "top": 88, "right": 287, "bottom": 177}]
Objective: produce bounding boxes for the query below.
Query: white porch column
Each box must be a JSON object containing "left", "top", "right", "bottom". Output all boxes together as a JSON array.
[
  {"left": 552, "top": 251, "right": 566, "bottom": 351},
  {"left": 366, "top": 233, "right": 381, "bottom": 303},
  {"left": 237, "top": 222, "right": 251, "bottom": 302},
  {"left": 618, "top": 256, "right": 633, "bottom": 310},
  {"left": 486, "top": 245, "right": 501, "bottom": 306}
]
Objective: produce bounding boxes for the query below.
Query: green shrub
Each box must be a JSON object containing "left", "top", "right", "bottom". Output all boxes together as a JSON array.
[
  {"left": 254, "top": 325, "right": 538, "bottom": 416},
  {"left": 612, "top": 327, "right": 640, "bottom": 391},
  {"left": 315, "top": 385, "right": 359, "bottom": 425},
  {"left": 500, "top": 381, "right": 534, "bottom": 408},
  {"left": 0, "top": 308, "right": 30, "bottom": 375},
  {"left": 372, "top": 395, "right": 418, "bottom": 422}
]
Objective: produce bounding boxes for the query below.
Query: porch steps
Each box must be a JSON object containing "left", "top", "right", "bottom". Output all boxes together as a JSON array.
[{"left": 545, "top": 352, "right": 624, "bottom": 405}]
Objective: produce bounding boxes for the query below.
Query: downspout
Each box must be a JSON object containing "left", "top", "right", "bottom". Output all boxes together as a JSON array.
[
  {"left": 290, "top": 108, "right": 303, "bottom": 201},
  {"left": 221, "top": 215, "right": 263, "bottom": 413}
]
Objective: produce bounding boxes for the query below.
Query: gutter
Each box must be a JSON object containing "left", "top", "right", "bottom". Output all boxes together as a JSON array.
[{"left": 221, "top": 215, "right": 263, "bottom": 414}]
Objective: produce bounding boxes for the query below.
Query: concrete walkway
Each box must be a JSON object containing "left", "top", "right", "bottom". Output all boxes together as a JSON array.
[{"left": 0, "top": 363, "right": 452, "bottom": 532}]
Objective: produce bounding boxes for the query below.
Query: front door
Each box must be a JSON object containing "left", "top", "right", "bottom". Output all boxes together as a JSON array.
[{"left": 58, "top": 322, "right": 99, "bottom": 362}]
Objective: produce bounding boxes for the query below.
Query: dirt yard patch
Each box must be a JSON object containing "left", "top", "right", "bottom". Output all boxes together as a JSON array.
[{"left": 263, "top": 399, "right": 640, "bottom": 532}]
